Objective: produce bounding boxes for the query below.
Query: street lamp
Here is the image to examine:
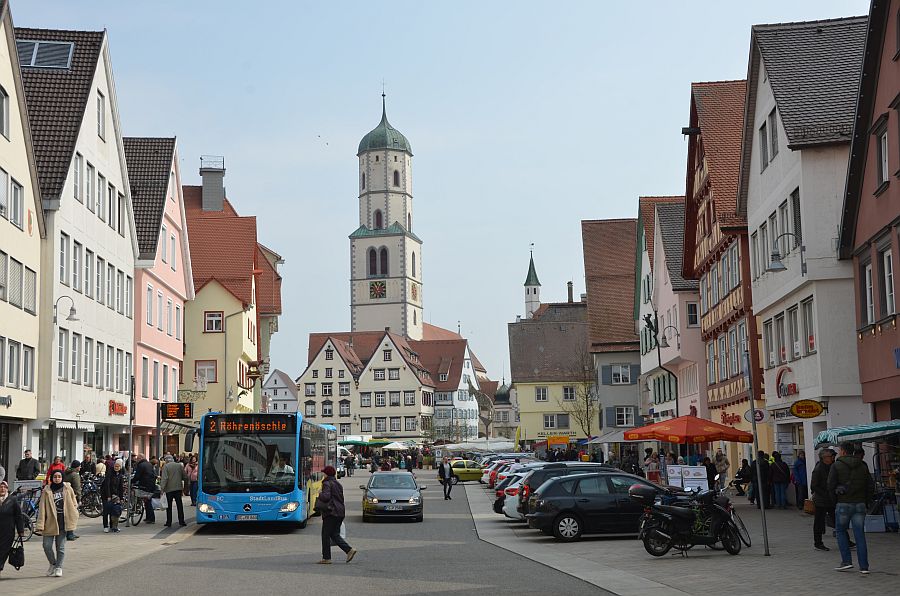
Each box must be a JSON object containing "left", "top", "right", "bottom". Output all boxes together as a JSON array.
[
  {"left": 53, "top": 295, "right": 78, "bottom": 325},
  {"left": 658, "top": 325, "right": 681, "bottom": 349},
  {"left": 642, "top": 313, "right": 679, "bottom": 419},
  {"left": 767, "top": 232, "right": 807, "bottom": 275}
]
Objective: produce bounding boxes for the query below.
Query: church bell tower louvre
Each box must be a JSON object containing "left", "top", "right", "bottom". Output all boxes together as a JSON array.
[{"left": 350, "top": 95, "right": 423, "bottom": 340}]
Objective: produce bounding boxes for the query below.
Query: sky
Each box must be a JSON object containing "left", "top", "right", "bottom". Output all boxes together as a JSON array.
[{"left": 13, "top": 0, "right": 870, "bottom": 382}]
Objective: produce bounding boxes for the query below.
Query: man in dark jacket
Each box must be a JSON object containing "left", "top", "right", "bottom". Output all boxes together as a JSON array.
[
  {"left": 316, "top": 466, "right": 356, "bottom": 564},
  {"left": 437, "top": 457, "right": 456, "bottom": 500},
  {"left": 827, "top": 442, "right": 875, "bottom": 573},
  {"left": 750, "top": 451, "right": 770, "bottom": 509},
  {"left": 15, "top": 450, "right": 40, "bottom": 480},
  {"left": 81, "top": 454, "right": 97, "bottom": 477},
  {"left": 810, "top": 448, "right": 836, "bottom": 550},
  {"left": 133, "top": 454, "right": 157, "bottom": 524}
]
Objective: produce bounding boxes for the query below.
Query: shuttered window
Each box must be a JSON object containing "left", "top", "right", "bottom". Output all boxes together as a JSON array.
[
  {"left": 8, "top": 258, "right": 22, "bottom": 308},
  {"left": 790, "top": 189, "right": 802, "bottom": 248},
  {"left": 16, "top": 40, "right": 74, "bottom": 69},
  {"left": 24, "top": 267, "right": 36, "bottom": 314}
]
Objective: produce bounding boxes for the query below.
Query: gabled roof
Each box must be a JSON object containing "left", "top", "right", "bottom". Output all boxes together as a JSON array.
[
  {"left": 15, "top": 27, "right": 104, "bottom": 203},
  {"left": 409, "top": 339, "right": 469, "bottom": 392},
  {"left": 638, "top": 196, "right": 683, "bottom": 269},
  {"left": 738, "top": 16, "right": 867, "bottom": 217},
  {"left": 255, "top": 243, "right": 282, "bottom": 315},
  {"left": 508, "top": 302, "right": 591, "bottom": 382},
  {"left": 264, "top": 369, "right": 299, "bottom": 400},
  {"left": 307, "top": 331, "right": 432, "bottom": 385},
  {"left": 123, "top": 137, "right": 176, "bottom": 260},
  {"left": 581, "top": 219, "right": 639, "bottom": 353},
  {"left": 841, "top": 1, "right": 891, "bottom": 258},
  {"left": 422, "top": 323, "right": 461, "bottom": 341},
  {"left": 183, "top": 185, "right": 240, "bottom": 217},
  {"left": 656, "top": 202, "right": 697, "bottom": 292}
]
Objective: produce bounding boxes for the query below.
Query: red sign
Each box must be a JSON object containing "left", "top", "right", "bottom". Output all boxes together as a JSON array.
[
  {"left": 108, "top": 400, "right": 128, "bottom": 416},
  {"left": 775, "top": 366, "right": 798, "bottom": 398},
  {"left": 721, "top": 412, "right": 741, "bottom": 426}
]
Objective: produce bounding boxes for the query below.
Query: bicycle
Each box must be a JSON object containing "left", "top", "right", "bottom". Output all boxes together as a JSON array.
[
  {"left": 121, "top": 490, "right": 146, "bottom": 525},
  {"left": 14, "top": 487, "right": 41, "bottom": 542}
]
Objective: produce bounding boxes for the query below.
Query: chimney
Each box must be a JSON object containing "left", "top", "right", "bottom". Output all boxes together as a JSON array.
[
  {"left": 200, "top": 155, "right": 225, "bottom": 212},
  {"left": 384, "top": 326, "right": 391, "bottom": 333},
  {"left": 580, "top": 293, "right": 587, "bottom": 302},
  {"left": 567, "top": 281, "right": 574, "bottom": 303}
]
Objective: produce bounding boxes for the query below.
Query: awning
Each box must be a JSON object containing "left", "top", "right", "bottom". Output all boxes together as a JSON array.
[
  {"left": 52, "top": 420, "right": 95, "bottom": 432},
  {"left": 590, "top": 428, "right": 634, "bottom": 444},
  {"left": 814, "top": 419, "right": 900, "bottom": 447}
]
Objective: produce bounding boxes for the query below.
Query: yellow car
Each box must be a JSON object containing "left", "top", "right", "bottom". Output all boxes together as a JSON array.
[{"left": 449, "top": 459, "right": 483, "bottom": 483}]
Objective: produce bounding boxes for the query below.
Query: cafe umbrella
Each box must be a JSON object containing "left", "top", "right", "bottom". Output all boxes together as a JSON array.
[{"left": 623, "top": 415, "right": 754, "bottom": 444}]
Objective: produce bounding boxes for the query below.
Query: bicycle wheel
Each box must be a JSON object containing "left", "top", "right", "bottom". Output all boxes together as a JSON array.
[
  {"left": 81, "top": 493, "right": 102, "bottom": 518},
  {"left": 21, "top": 517, "right": 35, "bottom": 542},
  {"left": 129, "top": 497, "right": 145, "bottom": 525},
  {"left": 731, "top": 510, "right": 751, "bottom": 547}
]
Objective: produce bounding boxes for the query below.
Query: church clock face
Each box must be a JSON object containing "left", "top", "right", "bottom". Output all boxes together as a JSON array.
[
  {"left": 369, "top": 281, "right": 386, "bottom": 299},
  {"left": 411, "top": 283, "right": 418, "bottom": 301}
]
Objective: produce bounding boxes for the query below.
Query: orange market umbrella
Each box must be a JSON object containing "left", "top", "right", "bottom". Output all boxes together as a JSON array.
[{"left": 622, "top": 415, "right": 753, "bottom": 444}]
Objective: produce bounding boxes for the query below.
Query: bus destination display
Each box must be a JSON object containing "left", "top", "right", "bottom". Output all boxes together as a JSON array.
[{"left": 204, "top": 414, "right": 296, "bottom": 435}]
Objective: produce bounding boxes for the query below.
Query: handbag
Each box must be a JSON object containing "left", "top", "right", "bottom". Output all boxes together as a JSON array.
[
  {"left": 803, "top": 499, "right": 816, "bottom": 515},
  {"left": 8, "top": 535, "right": 25, "bottom": 570}
]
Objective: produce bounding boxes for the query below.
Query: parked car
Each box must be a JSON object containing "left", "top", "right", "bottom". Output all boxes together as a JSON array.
[
  {"left": 502, "top": 475, "right": 529, "bottom": 520},
  {"left": 526, "top": 471, "right": 659, "bottom": 541},
  {"left": 481, "top": 460, "right": 511, "bottom": 484},
  {"left": 494, "top": 472, "right": 527, "bottom": 515},
  {"left": 449, "top": 459, "right": 483, "bottom": 484},
  {"left": 517, "top": 462, "right": 614, "bottom": 517},
  {"left": 361, "top": 471, "right": 426, "bottom": 522}
]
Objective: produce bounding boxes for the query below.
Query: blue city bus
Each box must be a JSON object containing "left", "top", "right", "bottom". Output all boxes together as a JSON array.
[{"left": 190, "top": 412, "right": 334, "bottom": 527}]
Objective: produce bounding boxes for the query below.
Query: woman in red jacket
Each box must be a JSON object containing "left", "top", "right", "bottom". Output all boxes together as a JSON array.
[{"left": 44, "top": 457, "right": 65, "bottom": 485}]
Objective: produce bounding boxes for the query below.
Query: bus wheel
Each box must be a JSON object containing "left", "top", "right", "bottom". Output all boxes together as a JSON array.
[{"left": 296, "top": 518, "right": 307, "bottom": 529}]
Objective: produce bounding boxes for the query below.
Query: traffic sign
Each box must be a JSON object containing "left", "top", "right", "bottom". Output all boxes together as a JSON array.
[
  {"left": 744, "top": 408, "right": 769, "bottom": 424},
  {"left": 160, "top": 402, "right": 193, "bottom": 420}
]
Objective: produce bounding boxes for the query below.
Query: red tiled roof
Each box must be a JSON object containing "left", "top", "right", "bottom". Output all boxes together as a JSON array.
[
  {"left": 422, "top": 322, "right": 462, "bottom": 340},
  {"left": 691, "top": 80, "right": 747, "bottom": 221},
  {"left": 479, "top": 380, "right": 499, "bottom": 403},
  {"left": 639, "top": 196, "right": 683, "bottom": 269},
  {"left": 307, "top": 331, "right": 432, "bottom": 385},
  {"left": 183, "top": 185, "right": 240, "bottom": 218},
  {"left": 255, "top": 244, "right": 282, "bottom": 315},
  {"left": 409, "top": 339, "right": 469, "bottom": 392},
  {"left": 581, "top": 219, "right": 639, "bottom": 353},
  {"left": 185, "top": 204, "right": 257, "bottom": 306}
]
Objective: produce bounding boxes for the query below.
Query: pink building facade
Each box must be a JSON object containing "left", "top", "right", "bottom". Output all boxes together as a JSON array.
[{"left": 124, "top": 138, "right": 194, "bottom": 456}]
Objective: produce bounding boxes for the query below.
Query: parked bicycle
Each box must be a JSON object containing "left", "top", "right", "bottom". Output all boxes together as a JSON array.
[
  {"left": 79, "top": 473, "right": 104, "bottom": 518},
  {"left": 14, "top": 486, "right": 41, "bottom": 542}
]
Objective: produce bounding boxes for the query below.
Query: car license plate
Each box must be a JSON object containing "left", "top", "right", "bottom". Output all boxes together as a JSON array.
[
  {"left": 385, "top": 506, "right": 402, "bottom": 511},
  {"left": 235, "top": 514, "right": 258, "bottom": 520}
]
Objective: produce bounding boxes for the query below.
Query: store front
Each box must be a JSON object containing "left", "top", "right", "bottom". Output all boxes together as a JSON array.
[{"left": 715, "top": 398, "right": 771, "bottom": 474}]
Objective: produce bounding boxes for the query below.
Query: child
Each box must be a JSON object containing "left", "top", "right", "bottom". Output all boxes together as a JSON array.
[{"left": 108, "top": 495, "right": 122, "bottom": 533}]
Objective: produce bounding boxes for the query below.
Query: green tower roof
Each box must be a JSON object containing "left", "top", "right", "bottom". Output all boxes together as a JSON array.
[
  {"left": 357, "top": 95, "right": 412, "bottom": 155},
  {"left": 524, "top": 254, "right": 541, "bottom": 286}
]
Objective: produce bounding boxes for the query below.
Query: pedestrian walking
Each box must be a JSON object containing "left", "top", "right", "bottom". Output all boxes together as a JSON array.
[
  {"left": 771, "top": 452, "right": 791, "bottom": 509},
  {"left": 101, "top": 459, "right": 125, "bottom": 533},
  {"left": 811, "top": 448, "right": 836, "bottom": 551},
  {"left": 0, "top": 480, "right": 26, "bottom": 578},
  {"left": 132, "top": 454, "right": 157, "bottom": 524},
  {"left": 828, "top": 442, "right": 875, "bottom": 573},
  {"left": 15, "top": 449, "right": 40, "bottom": 481},
  {"left": 714, "top": 449, "right": 730, "bottom": 490},
  {"left": 35, "top": 470, "right": 78, "bottom": 578},
  {"left": 344, "top": 454, "right": 355, "bottom": 477},
  {"left": 793, "top": 450, "right": 809, "bottom": 510},
  {"left": 315, "top": 466, "right": 356, "bottom": 564},
  {"left": 159, "top": 457, "right": 186, "bottom": 527},
  {"left": 750, "top": 451, "right": 771, "bottom": 508},
  {"left": 62, "top": 461, "right": 82, "bottom": 540},
  {"left": 437, "top": 456, "right": 455, "bottom": 500},
  {"left": 702, "top": 457, "right": 717, "bottom": 490},
  {"left": 184, "top": 456, "right": 199, "bottom": 506}
]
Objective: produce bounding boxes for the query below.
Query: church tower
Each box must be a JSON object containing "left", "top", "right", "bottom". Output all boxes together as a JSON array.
[
  {"left": 524, "top": 252, "right": 541, "bottom": 318},
  {"left": 350, "top": 96, "right": 423, "bottom": 339}
]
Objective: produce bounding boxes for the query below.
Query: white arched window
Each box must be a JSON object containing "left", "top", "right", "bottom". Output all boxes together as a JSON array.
[{"left": 412, "top": 252, "right": 417, "bottom": 277}]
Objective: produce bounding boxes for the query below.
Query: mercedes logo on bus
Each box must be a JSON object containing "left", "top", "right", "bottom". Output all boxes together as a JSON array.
[{"left": 243, "top": 504, "right": 252, "bottom": 512}]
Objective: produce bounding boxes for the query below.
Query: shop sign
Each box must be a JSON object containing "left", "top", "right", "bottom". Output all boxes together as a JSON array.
[
  {"left": 537, "top": 430, "right": 576, "bottom": 438},
  {"left": 789, "top": 399, "right": 824, "bottom": 419},
  {"left": 744, "top": 408, "right": 769, "bottom": 423},
  {"left": 108, "top": 400, "right": 128, "bottom": 416},
  {"left": 546, "top": 435, "right": 573, "bottom": 448},
  {"left": 0, "top": 394, "right": 12, "bottom": 408},
  {"left": 775, "top": 366, "right": 799, "bottom": 398},
  {"left": 721, "top": 412, "right": 742, "bottom": 426}
]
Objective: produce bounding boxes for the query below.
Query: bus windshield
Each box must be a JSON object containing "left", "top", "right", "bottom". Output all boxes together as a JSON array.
[{"left": 201, "top": 433, "right": 297, "bottom": 494}]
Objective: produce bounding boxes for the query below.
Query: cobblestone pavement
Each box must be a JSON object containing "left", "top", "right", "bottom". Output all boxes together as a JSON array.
[{"left": 466, "top": 481, "right": 900, "bottom": 596}]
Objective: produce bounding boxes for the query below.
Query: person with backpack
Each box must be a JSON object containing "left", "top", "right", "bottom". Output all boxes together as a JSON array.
[
  {"left": 828, "top": 442, "right": 875, "bottom": 573},
  {"left": 0, "top": 481, "right": 26, "bottom": 578}
]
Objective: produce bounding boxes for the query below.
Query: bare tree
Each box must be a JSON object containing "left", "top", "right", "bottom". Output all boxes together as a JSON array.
[{"left": 556, "top": 344, "right": 598, "bottom": 440}]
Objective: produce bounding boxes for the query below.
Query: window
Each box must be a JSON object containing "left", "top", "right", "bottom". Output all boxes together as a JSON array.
[
  {"left": 360, "top": 392, "right": 371, "bottom": 407},
  {"left": 880, "top": 249, "right": 896, "bottom": 316},
  {"left": 106, "top": 263, "right": 114, "bottom": 308},
  {"left": 73, "top": 153, "right": 83, "bottom": 201},
  {"left": 175, "top": 304, "right": 181, "bottom": 339},
  {"left": 322, "top": 383, "right": 333, "bottom": 397},
  {"left": 763, "top": 320, "right": 774, "bottom": 368},
  {"left": 22, "top": 345, "right": 33, "bottom": 391},
  {"left": 404, "top": 391, "right": 415, "bottom": 406},
  {"left": 305, "top": 402, "right": 316, "bottom": 417},
  {"left": 535, "top": 386, "right": 548, "bottom": 401},
  {"left": 791, "top": 189, "right": 802, "bottom": 249},
  {"left": 340, "top": 382, "right": 350, "bottom": 396},
  {"left": 117, "top": 271, "right": 124, "bottom": 314},
  {"left": 405, "top": 417, "right": 417, "bottom": 431},
  {"left": 339, "top": 401, "right": 350, "bottom": 416},
  {"left": 767, "top": 108, "right": 778, "bottom": 158},
  {"left": 390, "top": 417, "right": 401, "bottom": 431},
  {"left": 380, "top": 247, "right": 388, "bottom": 276},
  {"left": 106, "top": 346, "right": 113, "bottom": 390},
  {"left": 96, "top": 257, "right": 104, "bottom": 304},
  {"left": 779, "top": 201, "right": 790, "bottom": 257},
  {"left": 97, "top": 174, "right": 105, "bottom": 220},
  {"left": 374, "top": 209, "right": 383, "bottom": 229},
  {"left": 371, "top": 417, "right": 386, "bottom": 433},
  {"left": 775, "top": 314, "right": 786, "bottom": 364},
  {"left": 707, "top": 341, "right": 716, "bottom": 382},
  {"left": 0, "top": 169, "right": 6, "bottom": 220},
  {"left": 5, "top": 340, "right": 19, "bottom": 388},
  {"left": 196, "top": 360, "right": 217, "bottom": 383},
  {"left": 84, "top": 249, "right": 93, "bottom": 297},
  {"left": 312, "top": 370, "right": 318, "bottom": 378},
  {"left": 0, "top": 85, "right": 8, "bottom": 138},
  {"left": 71, "top": 333, "right": 81, "bottom": 383},
  {"left": 305, "top": 383, "right": 316, "bottom": 397},
  {"left": 368, "top": 248, "right": 377, "bottom": 276},
  {"left": 59, "top": 232, "right": 69, "bottom": 284},
  {"left": 760, "top": 223, "right": 768, "bottom": 272},
  {"left": 118, "top": 351, "right": 125, "bottom": 394},
  {"left": 166, "top": 299, "right": 173, "bottom": 335},
  {"left": 339, "top": 423, "right": 351, "bottom": 435},
  {"left": 325, "top": 349, "right": 334, "bottom": 360},
  {"left": 718, "top": 336, "right": 727, "bottom": 381},
  {"left": 439, "top": 373, "right": 448, "bottom": 382},
  {"left": 361, "top": 172, "right": 366, "bottom": 190},
  {"left": 802, "top": 298, "right": 816, "bottom": 353},
  {"left": 141, "top": 357, "right": 149, "bottom": 397},
  {"left": 563, "top": 386, "right": 576, "bottom": 401},
  {"left": 126, "top": 276, "right": 133, "bottom": 319},
  {"left": 720, "top": 254, "right": 729, "bottom": 298},
  {"left": 375, "top": 392, "right": 386, "bottom": 407},
  {"left": 157, "top": 292, "right": 163, "bottom": 329},
  {"left": 774, "top": 308, "right": 794, "bottom": 364},
  {"left": 611, "top": 364, "right": 631, "bottom": 384},
  {"left": 322, "top": 401, "right": 333, "bottom": 417},
  {"left": 616, "top": 406, "right": 635, "bottom": 427},
  {"left": 877, "top": 128, "right": 890, "bottom": 186},
  {"left": 411, "top": 252, "right": 416, "bottom": 277},
  {"left": 7, "top": 258, "right": 21, "bottom": 308},
  {"left": 864, "top": 262, "right": 875, "bottom": 325},
  {"left": 108, "top": 183, "right": 116, "bottom": 229},
  {"left": 393, "top": 170, "right": 400, "bottom": 186},
  {"left": 97, "top": 90, "right": 106, "bottom": 139},
  {"left": 373, "top": 369, "right": 385, "bottom": 381},
  {"left": 730, "top": 243, "right": 740, "bottom": 288},
  {"left": 388, "top": 368, "right": 400, "bottom": 380},
  {"left": 710, "top": 265, "right": 719, "bottom": 306},
  {"left": 8, "top": 180, "right": 21, "bottom": 228},
  {"left": 170, "top": 235, "right": 176, "bottom": 269},
  {"left": 161, "top": 225, "right": 168, "bottom": 263},
  {"left": 751, "top": 232, "right": 759, "bottom": 278},
  {"left": 383, "top": 349, "right": 392, "bottom": 361},
  {"left": 205, "top": 311, "right": 223, "bottom": 332},
  {"left": 150, "top": 360, "right": 159, "bottom": 398},
  {"left": 699, "top": 273, "right": 707, "bottom": 312},
  {"left": 57, "top": 328, "right": 68, "bottom": 380},
  {"left": 325, "top": 368, "right": 332, "bottom": 378},
  {"left": 83, "top": 338, "right": 92, "bottom": 386},
  {"left": 95, "top": 342, "right": 103, "bottom": 388},
  {"left": 86, "top": 163, "right": 95, "bottom": 212},
  {"left": 118, "top": 194, "right": 125, "bottom": 236},
  {"left": 360, "top": 417, "right": 372, "bottom": 432},
  {"left": 728, "top": 327, "right": 738, "bottom": 377},
  {"left": 389, "top": 391, "right": 401, "bottom": 407},
  {"left": 759, "top": 122, "right": 769, "bottom": 170},
  {"left": 686, "top": 302, "right": 699, "bottom": 327}
]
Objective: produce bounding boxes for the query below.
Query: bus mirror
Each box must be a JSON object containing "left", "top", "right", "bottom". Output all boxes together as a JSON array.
[{"left": 185, "top": 429, "right": 196, "bottom": 452}]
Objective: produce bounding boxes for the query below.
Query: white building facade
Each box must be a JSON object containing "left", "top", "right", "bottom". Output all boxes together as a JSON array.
[{"left": 262, "top": 369, "right": 299, "bottom": 414}]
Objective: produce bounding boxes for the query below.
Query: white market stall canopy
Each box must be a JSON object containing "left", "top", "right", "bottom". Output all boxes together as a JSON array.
[
  {"left": 443, "top": 439, "right": 515, "bottom": 452},
  {"left": 814, "top": 420, "right": 900, "bottom": 447}
]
